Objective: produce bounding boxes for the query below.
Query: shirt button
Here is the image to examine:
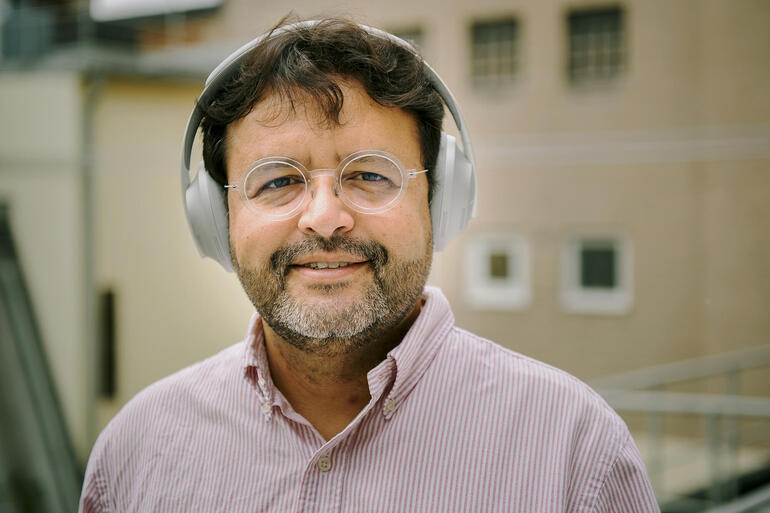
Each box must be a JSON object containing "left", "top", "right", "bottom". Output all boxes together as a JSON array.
[
  {"left": 317, "top": 456, "right": 332, "bottom": 472},
  {"left": 384, "top": 399, "right": 396, "bottom": 413},
  {"left": 261, "top": 403, "right": 271, "bottom": 414}
]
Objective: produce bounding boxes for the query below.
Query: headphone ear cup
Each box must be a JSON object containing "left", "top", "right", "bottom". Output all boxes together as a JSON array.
[
  {"left": 430, "top": 132, "right": 476, "bottom": 251},
  {"left": 184, "top": 162, "right": 233, "bottom": 272}
]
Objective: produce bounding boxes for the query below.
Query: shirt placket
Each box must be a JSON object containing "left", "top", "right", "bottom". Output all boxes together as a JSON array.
[
  {"left": 294, "top": 442, "right": 345, "bottom": 513},
  {"left": 292, "top": 365, "right": 396, "bottom": 513}
]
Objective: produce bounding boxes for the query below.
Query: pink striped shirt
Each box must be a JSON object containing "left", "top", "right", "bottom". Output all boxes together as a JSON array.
[{"left": 80, "top": 286, "right": 659, "bottom": 512}]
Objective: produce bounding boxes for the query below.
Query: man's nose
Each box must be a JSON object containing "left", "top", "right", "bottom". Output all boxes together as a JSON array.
[{"left": 296, "top": 173, "right": 355, "bottom": 238}]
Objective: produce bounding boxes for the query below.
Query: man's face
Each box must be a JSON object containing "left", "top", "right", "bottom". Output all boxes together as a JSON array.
[{"left": 225, "top": 81, "right": 433, "bottom": 355}]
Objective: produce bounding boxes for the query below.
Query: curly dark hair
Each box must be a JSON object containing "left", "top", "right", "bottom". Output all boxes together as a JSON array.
[{"left": 198, "top": 16, "right": 445, "bottom": 202}]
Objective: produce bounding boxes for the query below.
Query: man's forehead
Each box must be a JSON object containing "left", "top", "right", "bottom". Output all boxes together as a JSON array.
[
  {"left": 225, "top": 81, "right": 419, "bottom": 164},
  {"left": 244, "top": 90, "right": 340, "bottom": 130},
  {"left": 242, "top": 80, "right": 380, "bottom": 127}
]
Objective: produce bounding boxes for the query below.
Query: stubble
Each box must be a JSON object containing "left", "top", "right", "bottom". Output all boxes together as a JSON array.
[{"left": 232, "top": 234, "right": 432, "bottom": 356}]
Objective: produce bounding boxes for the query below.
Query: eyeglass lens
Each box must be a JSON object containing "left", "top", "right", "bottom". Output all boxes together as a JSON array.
[{"left": 243, "top": 155, "right": 404, "bottom": 215}]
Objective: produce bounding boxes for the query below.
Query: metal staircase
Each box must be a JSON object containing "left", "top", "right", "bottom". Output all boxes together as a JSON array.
[{"left": 0, "top": 203, "right": 81, "bottom": 513}]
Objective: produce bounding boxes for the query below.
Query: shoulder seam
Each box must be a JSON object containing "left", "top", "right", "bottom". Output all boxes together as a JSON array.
[{"left": 585, "top": 431, "right": 632, "bottom": 512}]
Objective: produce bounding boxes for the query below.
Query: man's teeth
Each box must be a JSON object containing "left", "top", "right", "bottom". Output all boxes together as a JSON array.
[{"left": 303, "top": 262, "right": 352, "bottom": 269}]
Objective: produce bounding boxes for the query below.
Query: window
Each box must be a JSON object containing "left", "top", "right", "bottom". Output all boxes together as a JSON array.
[
  {"left": 390, "top": 26, "right": 423, "bottom": 49},
  {"left": 465, "top": 233, "right": 531, "bottom": 310},
  {"left": 562, "top": 234, "right": 633, "bottom": 314},
  {"left": 567, "top": 7, "right": 625, "bottom": 83},
  {"left": 471, "top": 18, "right": 519, "bottom": 87}
]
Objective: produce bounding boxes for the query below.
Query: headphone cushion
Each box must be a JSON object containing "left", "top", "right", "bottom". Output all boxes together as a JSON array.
[
  {"left": 185, "top": 163, "right": 233, "bottom": 271},
  {"left": 431, "top": 132, "right": 475, "bottom": 251}
]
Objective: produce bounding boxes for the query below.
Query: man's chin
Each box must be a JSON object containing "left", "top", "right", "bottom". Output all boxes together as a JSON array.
[
  {"left": 268, "top": 303, "right": 383, "bottom": 348},
  {"left": 292, "top": 291, "right": 383, "bottom": 322},
  {"left": 266, "top": 282, "right": 389, "bottom": 344},
  {"left": 286, "top": 275, "right": 370, "bottom": 303}
]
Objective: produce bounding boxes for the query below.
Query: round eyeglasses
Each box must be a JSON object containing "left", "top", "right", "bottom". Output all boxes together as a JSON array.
[{"left": 225, "top": 150, "right": 427, "bottom": 220}]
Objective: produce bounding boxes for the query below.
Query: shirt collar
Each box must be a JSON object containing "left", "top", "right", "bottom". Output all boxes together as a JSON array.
[
  {"left": 241, "top": 313, "right": 275, "bottom": 415},
  {"left": 374, "top": 286, "right": 454, "bottom": 418},
  {"left": 242, "top": 286, "right": 455, "bottom": 419}
]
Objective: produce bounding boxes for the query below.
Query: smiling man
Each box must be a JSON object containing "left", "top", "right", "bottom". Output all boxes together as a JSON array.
[
  {"left": 80, "top": 17, "right": 659, "bottom": 512},
  {"left": 226, "top": 80, "right": 434, "bottom": 439}
]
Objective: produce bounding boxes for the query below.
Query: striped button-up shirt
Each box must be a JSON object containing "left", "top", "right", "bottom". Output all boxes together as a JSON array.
[{"left": 80, "top": 286, "right": 659, "bottom": 512}]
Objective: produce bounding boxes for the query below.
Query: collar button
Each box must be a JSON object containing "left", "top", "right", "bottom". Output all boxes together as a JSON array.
[{"left": 317, "top": 456, "right": 332, "bottom": 472}]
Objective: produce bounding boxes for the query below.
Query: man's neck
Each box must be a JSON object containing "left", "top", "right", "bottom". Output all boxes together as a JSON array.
[{"left": 262, "top": 300, "right": 423, "bottom": 440}]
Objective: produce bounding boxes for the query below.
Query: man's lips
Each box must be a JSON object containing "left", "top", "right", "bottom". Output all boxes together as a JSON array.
[
  {"left": 292, "top": 261, "right": 361, "bottom": 269},
  {"left": 288, "top": 260, "right": 370, "bottom": 280},
  {"left": 269, "top": 236, "right": 388, "bottom": 279},
  {"left": 290, "top": 255, "right": 369, "bottom": 268}
]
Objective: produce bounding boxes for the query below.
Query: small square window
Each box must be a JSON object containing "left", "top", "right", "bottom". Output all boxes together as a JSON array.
[
  {"left": 471, "top": 18, "right": 519, "bottom": 87},
  {"left": 465, "top": 233, "right": 530, "bottom": 310},
  {"left": 567, "top": 7, "right": 625, "bottom": 83},
  {"left": 562, "top": 234, "right": 633, "bottom": 314}
]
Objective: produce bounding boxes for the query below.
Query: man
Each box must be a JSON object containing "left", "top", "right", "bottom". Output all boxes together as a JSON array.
[{"left": 80, "top": 18, "right": 659, "bottom": 512}]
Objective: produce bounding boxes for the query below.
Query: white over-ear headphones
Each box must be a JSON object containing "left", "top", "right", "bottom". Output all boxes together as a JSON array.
[{"left": 181, "top": 20, "right": 477, "bottom": 272}]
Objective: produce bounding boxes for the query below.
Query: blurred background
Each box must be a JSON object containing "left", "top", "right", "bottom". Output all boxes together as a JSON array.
[{"left": 0, "top": 0, "right": 768, "bottom": 511}]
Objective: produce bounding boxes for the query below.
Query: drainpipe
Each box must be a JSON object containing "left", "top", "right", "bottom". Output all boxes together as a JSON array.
[{"left": 81, "top": 71, "right": 103, "bottom": 452}]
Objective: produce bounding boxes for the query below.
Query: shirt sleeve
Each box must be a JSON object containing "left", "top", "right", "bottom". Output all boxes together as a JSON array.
[{"left": 593, "top": 435, "right": 660, "bottom": 513}]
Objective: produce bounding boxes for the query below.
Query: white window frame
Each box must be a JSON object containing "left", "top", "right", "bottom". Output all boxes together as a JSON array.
[
  {"left": 561, "top": 233, "right": 633, "bottom": 315},
  {"left": 464, "top": 232, "right": 531, "bottom": 310}
]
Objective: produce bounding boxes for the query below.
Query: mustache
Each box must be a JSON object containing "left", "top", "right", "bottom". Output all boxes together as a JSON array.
[{"left": 269, "top": 235, "right": 389, "bottom": 276}]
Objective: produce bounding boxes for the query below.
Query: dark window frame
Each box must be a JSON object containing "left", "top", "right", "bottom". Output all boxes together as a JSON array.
[
  {"left": 470, "top": 16, "right": 520, "bottom": 87},
  {"left": 567, "top": 6, "right": 626, "bottom": 84}
]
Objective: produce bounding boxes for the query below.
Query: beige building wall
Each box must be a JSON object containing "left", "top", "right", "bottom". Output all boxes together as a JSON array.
[
  {"left": 91, "top": 78, "right": 256, "bottom": 426},
  {"left": 427, "top": 0, "right": 770, "bottom": 380}
]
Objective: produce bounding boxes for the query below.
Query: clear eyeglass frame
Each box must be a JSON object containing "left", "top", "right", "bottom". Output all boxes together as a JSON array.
[{"left": 224, "top": 149, "right": 428, "bottom": 220}]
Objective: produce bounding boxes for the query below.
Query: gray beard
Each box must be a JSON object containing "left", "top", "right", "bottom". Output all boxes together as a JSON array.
[{"left": 232, "top": 234, "right": 432, "bottom": 356}]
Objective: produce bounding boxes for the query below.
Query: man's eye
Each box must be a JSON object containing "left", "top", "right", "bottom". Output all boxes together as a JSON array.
[
  {"left": 346, "top": 171, "right": 389, "bottom": 183},
  {"left": 360, "top": 172, "right": 385, "bottom": 182},
  {"left": 262, "top": 175, "right": 302, "bottom": 190}
]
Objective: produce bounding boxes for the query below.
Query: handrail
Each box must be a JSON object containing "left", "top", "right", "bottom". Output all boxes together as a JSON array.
[
  {"left": 700, "top": 482, "right": 770, "bottom": 513},
  {"left": 597, "top": 390, "right": 770, "bottom": 417},
  {"left": 589, "top": 345, "right": 770, "bottom": 511},
  {"left": 589, "top": 345, "right": 770, "bottom": 390}
]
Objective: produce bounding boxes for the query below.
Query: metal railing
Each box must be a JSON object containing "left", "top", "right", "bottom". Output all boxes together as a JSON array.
[{"left": 590, "top": 345, "right": 770, "bottom": 512}]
